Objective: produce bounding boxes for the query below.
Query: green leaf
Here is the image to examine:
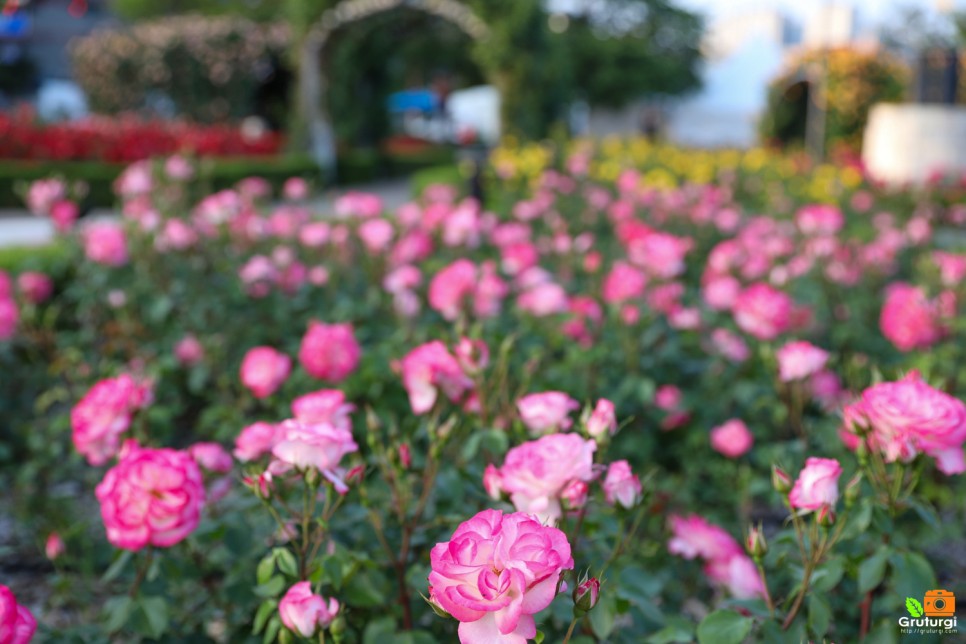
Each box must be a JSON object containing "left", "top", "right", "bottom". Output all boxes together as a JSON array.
[
  {"left": 589, "top": 591, "right": 618, "bottom": 639},
  {"left": 103, "top": 596, "right": 135, "bottom": 633},
  {"left": 274, "top": 548, "right": 299, "bottom": 578},
  {"left": 858, "top": 545, "right": 891, "bottom": 594},
  {"left": 363, "top": 617, "right": 397, "bottom": 644},
  {"left": 807, "top": 594, "right": 831, "bottom": 637},
  {"left": 646, "top": 622, "right": 694, "bottom": 644},
  {"left": 101, "top": 550, "right": 133, "bottom": 583},
  {"left": 889, "top": 551, "right": 936, "bottom": 600},
  {"left": 906, "top": 597, "right": 924, "bottom": 618},
  {"left": 254, "top": 575, "right": 286, "bottom": 598},
  {"left": 263, "top": 615, "right": 281, "bottom": 644},
  {"left": 253, "top": 600, "right": 277, "bottom": 634},
  {"left": 139, "top": 596, "right": 169, "bottom": 639},
  {"left": 696, "top": 610, "right": 753, "bottom": 644},
  {"left": 534, "top": 631, "right": 545, "bottom": 644},
  {"left": 810, "top": 556, "right": 845, "bottom": 593},
  {"left": 256, "top": 555, "right": 276, "bottom": 586}
]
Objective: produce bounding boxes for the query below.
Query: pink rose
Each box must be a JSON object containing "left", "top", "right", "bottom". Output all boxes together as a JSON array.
[
  {"left": 334, "top": 191, "right": 383, "bottom": 218},
  {"left": 174, "top": 334, "right": 204, "bottom": 366},
  {"left": 71, "top": 374, "right": 151, "bottom": 466},
  {"left": 733, "top": 283, "right": 794, "bottom": 341},
  {"left": 83, "top": 222, "right": 129, "bottom": 266},
  {"left": 483, "top": 463, "right": 503, "bottom": 500},
  {"left": 49, "top": 199, "right": 79, "bottom": 233},
  {"left": 298, "top": 322, "right": 361, "bottom": 383},
  {"left": 585, "top": 398, "right": 617, "bottom": 437},
  {"left": 96, "top": 447, "right": 205, "bottom": 550},
  {"left": 843, "top": 372, "right": 966, "bottom": 474},
  {"left": 668, "top": 514, "right": 744, "bottom": 562},
  {"left": 654, "top": 385, "right": 682, "bottom": 411},
  {"left": 0, "top": 585, "right": 36, "bottom": 644},
  {"left": 400, "top": 341, "right": 474, "bottom": 415},
  {"left": 704, "top": 553, "right": 766, "bottom": 599},
  {"left": 16, "top": 272, "right": 53, "bottom": 304},
  {"left": 775, "top": 340, "right": 829, "bottom": 382},
  {"left": 291, "top": 389, "right": 355, "bottom": 432},
  {"left": 788, "top": 457, "right": 842, "bottom": 511},
  {"left": 710, "top": 328, "right": 750, "bottom": 362},
  {"left": 278, "top": 581, "right": 340, "bottom": 637},
  {"left": 358, "top": 218, "right": 395, "bottom": 254},
  {"left": 428, "top": 509, "right": 574, "bottom": 644},
  {"left": 880, "top": 283, "right": 945, "bottom": 352},
  {"left": 188, "top": 442, "right": 233, "bottom": 473},
  {"left": 0, "top": 297, "right": 18, "bottom": 340},
  {"left": 602, "top": 261, "right": 646, "bottom": 305},
  {"left": 516, "top": 392, "right": 579, "bottom": 434},
  {"left": 602, "top": 460, "right": 641, "bottom": 508},
  {"left": 282, "top": 177, "right": 310, "bottom": 201},
  {"left": 710, "top": 419, "right": 754, "bottom": 458},
  {"left": 497, "top": 433, "right": 596, "bottom": 524},
  {"left": 428, "top": 259, "right": 476, "bottom": 321},
  {"left": 240, "top": 347, "right": 291, "bottom": 398},
  {"left": 26, "top": 177, "right": 66, "bottom": 215},
  {"left": 155, "top": 218, "right": 198, "bottom": 252},
  {"left": 234, "top": 421, "right": 278, "bottom": 462},
  {"left": 270, "top": 419, "right": 358, "bottom": 490},
  {"left": 46, "top": 531, "right": 65, "bottom": 561}
]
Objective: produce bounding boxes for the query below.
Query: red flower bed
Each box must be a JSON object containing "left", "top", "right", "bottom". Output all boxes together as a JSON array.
[{"left": 0, "top": 110, "right": 283, "bottom": 162}]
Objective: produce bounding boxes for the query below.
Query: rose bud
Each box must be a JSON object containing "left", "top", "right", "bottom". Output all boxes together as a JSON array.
[
  {"left": 816, "top": 504, "right": 836, "bottom": 527},
  {"left": 745, "top": 524, "right": 767, "bottom": 560},
  {"left": 424, "top": 588, "right": 452, "bottom": 619},
  {"left": 772, "top": 465, "right": 792, "bottom": 494},
  {"left": 573, "top": 577, "right": 600, "bottom": 615},
  {"left": 399, "top": 443, "right": 412, "bottom": 469},
  {"left": 45, "top": 532, "right": 65, "bottom": 561}
]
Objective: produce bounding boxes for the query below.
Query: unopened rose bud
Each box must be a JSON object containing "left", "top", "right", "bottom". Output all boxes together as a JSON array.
[
  {"left": 817, "top": 504, "right": 835, "bottom": 527},
  {"left": 772, "top": 465, "right": 792, "bottom": 494},
  {"left": 573, "top": 577, "right": 600, "bottom": 615},
  {"left": 844, "top": 472, "right": 862, "bottom": 508},
  {"left": 399, "top": 443, "right": 412, "bottom": 469},
  {"left": 45, "top": 532, "right": 65, "bottom": 561},
  {"left": 345, "top": 464, "right": 366, "bottom": 485},
  {"left": 244, "top": 471, "right": 273, "bottom": 499},
  {"left": 745, "top": 524, "right": 767, "bottom": 560},
  {"left": 561, "top": 480, "right": 589, "bottom": 510}
]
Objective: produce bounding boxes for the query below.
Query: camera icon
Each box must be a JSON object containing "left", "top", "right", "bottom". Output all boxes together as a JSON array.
[{"left": 924, "top": 590, "right": 956, "bottom": 617}]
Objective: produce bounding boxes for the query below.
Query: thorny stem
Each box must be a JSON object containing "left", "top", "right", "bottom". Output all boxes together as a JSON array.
[{"left": 561, "top": 616, "right": 580, "bottom": 644}]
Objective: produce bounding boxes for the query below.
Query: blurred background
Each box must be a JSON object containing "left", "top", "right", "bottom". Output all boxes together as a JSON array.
[{"left": 0, "top": 0, "right": 965, "bottom": 209}]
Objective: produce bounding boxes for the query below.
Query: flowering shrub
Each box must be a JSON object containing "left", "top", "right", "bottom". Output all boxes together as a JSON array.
[
  {"left": 3, "top": 138, "right": 966, "bottom": 642},
  {"left": 0, "top": 109, "right": 282, "bottom": 162}
]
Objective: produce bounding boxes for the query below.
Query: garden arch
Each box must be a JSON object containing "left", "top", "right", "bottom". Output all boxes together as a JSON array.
[{"left": 299, "top": 0, "right": 490, "bottom": 177}]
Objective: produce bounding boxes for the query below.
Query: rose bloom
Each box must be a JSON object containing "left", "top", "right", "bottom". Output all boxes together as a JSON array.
[
  {"left": 0, "top": 585, "right": 36, "bottom": 644},
  {"left": 516, "top": 391, "right": 580, "bottom": 434},
  {"left": 71, "top": 374, "right": 151, "bottom": 466},
  {"left": 843, "top": 372, "right": 966, "bottom": 475},
  {"left": 602, "top": 261, "right": 647, "bottom": 304},
  {"left": 17, "top": 271, "right": 53, "bottom": 304},
  {"left": 602, "top": 460, "right": 642, "bottom": 508},
  {"left": 240, "top": 346, "right": 291, "bottom": 398},
  {"left": 188, "top": 442, "right": 233, "bottom": 474},
  {"left": 428, "top": 509, "right": 573, "bottom": 644},
  {"left": 704, "top": 553, "right": 766, "bottom": 599},
  {"left": 298, "top": 321, "right": 361, "bottom": 383},
  {"left": 710, "top": 419, "right": 754, "bottom": 458},
  {"left": 0, "top": 297, "right": 18, "bottom": 340},
  {"left": 234, "top": 421, "right": 278, "bottom": 462},
  {"left": 282, "top": 177, "right": 310, "bottom": 201},
  {"left": 668, "top": 514, "right": 744, "bottom": 562},
  {"left": 174, "top": 334, "right": 204, "bottom": 366},
  {"left": 517, "top": 282, "right": 569, "bottom": 317},
  {"left": 788, "top": 457, "right": 842, "bottom": 511},
  {"left": 358, "top": 218, "right": 395, "bottom": 254},
  {"left": 702, "top": 275, "right": 741, "bottom": 311},
  {"left": 775, "top": 340, "right": 829, "bottom": 382},
  {"left": 654, "top": 385, "right": 682, "bottom": 411},
  {"left": 400, "top": 341, "right": 474, "bottom": 414},
  {"left": 84, "top": 222, "right": 129, "bottom": 266},
  {"left": 933, "top": 251, "right": 966, "bottom": 287},
  {"left": 428, "top": 259, "right": 477, "bottom": 320},
  {"left": 880, "top": 283, "right": 945, "bottom": 352},
  {"left": 292, "top": 389, "right": 355, "bottom": 432},
  {"left": 710, "top": 328, "right": 750, "bottom": 363},
  {"left": 586, "top": 398, "right": 617, "bottom": 437},
  {"left": 96, "top": 446, "right": 206, "bottom": 550},
  {"left": 155, "top": 218, "right": 198, "bottom": 252},
  {"left": 271, "top": 418, "right": 358, "bottom": 472},
  {"left": 733, "top": 282, "right": 794, "bottom": 341},
  {"left": 279, "top": 581, "right": 340, "bottom": 637},
  {"left": 497, "top": 433, "right": 596, "bottom": 524},
  {"left": 334, "top": 191, "right": 383, "bottom": 218}
]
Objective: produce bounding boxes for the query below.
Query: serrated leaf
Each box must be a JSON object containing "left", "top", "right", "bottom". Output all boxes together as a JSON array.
[
  {"left": 905, "top": 597, "right": 924, "bottom": 618},
  {"left": 139, "top": 596, "right": 169, "bottom": 639}
]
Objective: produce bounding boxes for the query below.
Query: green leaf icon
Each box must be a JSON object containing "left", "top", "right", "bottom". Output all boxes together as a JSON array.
[{"left": 906, "top": 597, "right": 924, "bottom": 618}]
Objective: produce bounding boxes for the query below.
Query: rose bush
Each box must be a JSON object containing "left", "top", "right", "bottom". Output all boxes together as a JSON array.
[{"left": 2, "top": 140, "right": 966, "bottom": 642}]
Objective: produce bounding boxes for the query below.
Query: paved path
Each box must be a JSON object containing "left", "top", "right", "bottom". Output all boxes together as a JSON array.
[{"left": 0, "top": 178, "right": 414, "bottom": 249}]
